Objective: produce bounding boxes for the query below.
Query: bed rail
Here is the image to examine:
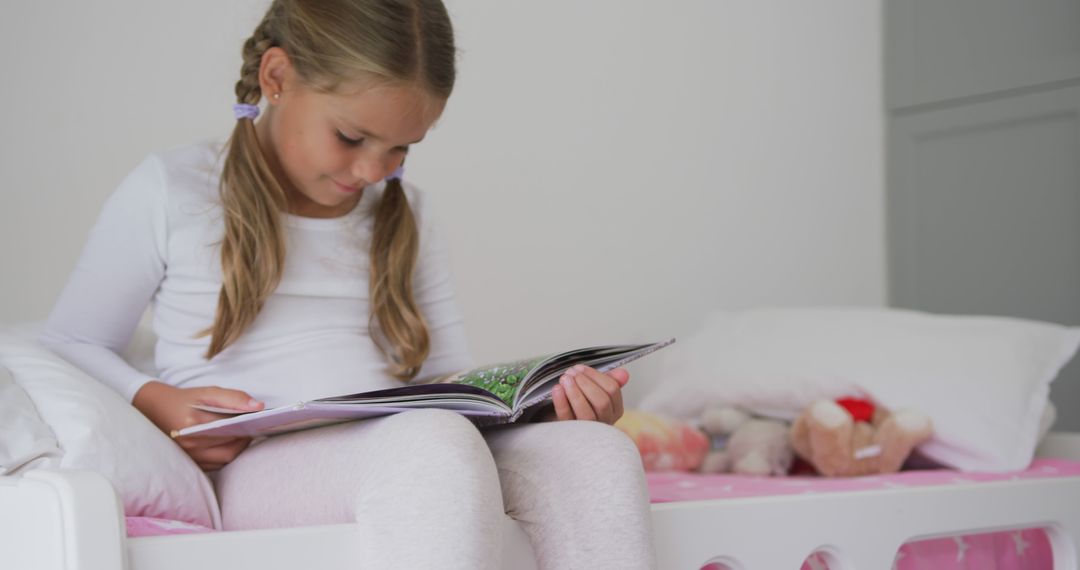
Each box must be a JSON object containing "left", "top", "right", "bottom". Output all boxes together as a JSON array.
[
  {"left": 651, "top": 474, "right": 1080, "bottom": 569},
  {"left": 0, "top": 470, "right": 126, "bottom": 570}
]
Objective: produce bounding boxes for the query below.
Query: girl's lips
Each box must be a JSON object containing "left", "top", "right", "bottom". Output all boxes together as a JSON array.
[{"left": 333, "top": 180, "right": 361, "bottom": 193}]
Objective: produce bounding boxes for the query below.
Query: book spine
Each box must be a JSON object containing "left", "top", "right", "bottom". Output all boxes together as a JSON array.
[{"left": 470, "top": 413, "right": 512, "bottom": 428}]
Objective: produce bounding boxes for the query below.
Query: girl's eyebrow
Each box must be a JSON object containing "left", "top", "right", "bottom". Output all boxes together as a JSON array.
[{"left": 342, "top": 123, "right": 426, "bottom": 146}]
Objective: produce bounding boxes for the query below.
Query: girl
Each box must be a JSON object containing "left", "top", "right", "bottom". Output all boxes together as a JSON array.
[{"left": 40, "top": 0, "right": 656, "bottom": 568}]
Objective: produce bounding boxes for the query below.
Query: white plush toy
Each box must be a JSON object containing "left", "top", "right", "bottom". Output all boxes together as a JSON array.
[{"left": 697, "top": 406, "right": 794, "bottom": 476}]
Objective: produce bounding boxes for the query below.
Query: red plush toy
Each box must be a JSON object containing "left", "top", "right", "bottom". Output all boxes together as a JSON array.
[{"left": 835, "top": 397, "right": 875, "bottom": 423}]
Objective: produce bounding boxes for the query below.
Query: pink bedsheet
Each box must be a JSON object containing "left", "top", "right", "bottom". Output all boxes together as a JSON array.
[
  {"left": 647, "top": 458, "right": 1080, "bottom": 502},
  {"left": 126, "top": 458, "right": 1080, "bottom": 569}
]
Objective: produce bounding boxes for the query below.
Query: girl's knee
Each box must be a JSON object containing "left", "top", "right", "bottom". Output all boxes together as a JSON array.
[
  {"left": 378, "top": 409, "right": 494, "bottom": 467},
  {"left": 384, "top": 407, "right": 481, "bottom": 436},
  {"left": 565, "top": 420, "right": 642, "bottom": 465},
  {"left": 503, "top": 420, "right": 643, "bottom": 473},
  {"left": 495, "top": 421, "right": 648, "bottom": 505},
  {"left": 350, "top": 411, "right": 504, "bottom": 529}
]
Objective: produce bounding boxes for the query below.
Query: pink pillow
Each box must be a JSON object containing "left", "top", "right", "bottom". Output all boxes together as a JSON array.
[
  {"left": 126, "top": 517, "right": 214, "bottom": 537},
  {"left": 615, "top": 409, "right": 710, "bottom": 472},
  {"left": 0, "top": 326, "right": 221, "bottom": 528}
]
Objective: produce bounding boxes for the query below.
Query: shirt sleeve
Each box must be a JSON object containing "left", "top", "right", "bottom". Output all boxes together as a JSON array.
[
  {"left": 407, "top": 184, "right": 475, "bottom": 379},
  {"left": 39, "top": 154, "right": 169, "bottom": 402}
]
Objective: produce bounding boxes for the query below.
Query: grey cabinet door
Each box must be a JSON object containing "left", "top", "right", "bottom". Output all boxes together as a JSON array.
[{"left": 887, "top": 0, "right": 1080, "bottom": 429}]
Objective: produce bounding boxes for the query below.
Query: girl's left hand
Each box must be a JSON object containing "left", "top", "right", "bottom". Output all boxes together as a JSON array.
[{"left": 547, "top": 365, "right": 629, "bottom": 425}]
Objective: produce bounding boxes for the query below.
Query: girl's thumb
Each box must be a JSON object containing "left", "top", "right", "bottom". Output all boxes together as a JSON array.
[{"left": 205, "top": 388, "right": 264, "bottom": 411}]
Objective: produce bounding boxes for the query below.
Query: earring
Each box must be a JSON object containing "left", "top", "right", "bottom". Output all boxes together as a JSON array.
[{"left": 273, "top": 93, "right": 281, "bottom": 100}]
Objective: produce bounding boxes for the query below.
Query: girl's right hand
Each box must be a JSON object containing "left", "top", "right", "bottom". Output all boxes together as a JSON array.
[{"left": 133, "top": 381, "right": 265, "bottom": 471}]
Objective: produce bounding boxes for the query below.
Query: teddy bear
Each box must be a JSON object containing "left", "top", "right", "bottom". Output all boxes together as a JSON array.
[
  {"left": 697, "top": 405, "right": 794, "bottom": 476},
  {"left": 790, "top": 397, "right": 933, "bottom": 477}
]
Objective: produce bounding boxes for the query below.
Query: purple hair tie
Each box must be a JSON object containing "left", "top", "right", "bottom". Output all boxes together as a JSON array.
[
  {"left": 387, "top": 166, "right": 404, "bottom": 182},
  {"left": 233, "top": 103, "right": 260, "bottom": 120}
]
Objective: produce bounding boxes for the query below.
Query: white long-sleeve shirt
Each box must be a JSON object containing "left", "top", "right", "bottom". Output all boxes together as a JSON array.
[{"left": 41, "top": 138, "right": 473, "bottom": 407}]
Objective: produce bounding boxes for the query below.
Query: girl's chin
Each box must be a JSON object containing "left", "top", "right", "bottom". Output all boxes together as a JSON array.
[{"left": 288, "top": 187, "right": 362, "bottom": 218}]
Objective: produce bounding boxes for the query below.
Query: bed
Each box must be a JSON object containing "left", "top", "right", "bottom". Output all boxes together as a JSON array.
[
  {"left": 4, "top": 308, "right": 1080, "bottom": 568},
  {"left": 3, "top": 432, "right": 1078, "bottom": 570}
]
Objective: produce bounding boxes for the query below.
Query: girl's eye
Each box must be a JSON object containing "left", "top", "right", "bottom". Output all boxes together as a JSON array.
[{"left": 336, "top": 131, "right": 363, "bottom": 146}]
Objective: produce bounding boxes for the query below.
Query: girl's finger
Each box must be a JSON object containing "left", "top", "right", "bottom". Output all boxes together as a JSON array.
[
  {"left": 191, "top": 437, "right": 251, "bottom": 465},
  {"left": 180, "top": 433, "right": 243, "bottom": 446},
  {"left": 560, "top": 374, "right": 596, "bottom": 421},
  {"left": 577, "top": 367, "right": 625, "bottom": 423},
  {"left": 551, "top": 385, "right": 573, "bottom": 421},
  {"left": 580, "top": 367, "right": 621, "bottom": 396},
  {"left": 196, "top": 387, "right": 264, "bottom": 412},
  {"left": 176, "top": 434, "right": 238, "bottom": 450},
  {"left": 608, "top": 367, "right": 630, "bottom": 387},
  {"left": 572, "top": 373, "right": 616, "bottom": 424}
]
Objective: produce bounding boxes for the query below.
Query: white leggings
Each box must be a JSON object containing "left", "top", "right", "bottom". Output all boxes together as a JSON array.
[{"left": 212, "top": 409, "right": 657, "bottom": 569}]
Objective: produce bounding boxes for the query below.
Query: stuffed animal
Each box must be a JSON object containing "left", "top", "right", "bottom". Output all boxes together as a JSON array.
[
  {"left": 697, "top": 406, "right": 794, "bottom": 476},
  {"left": 614, "top": 409, "right": 711, "bottom": 472},
  {"left": 790, "top": 397, "right": 933, "bottom": 477}
]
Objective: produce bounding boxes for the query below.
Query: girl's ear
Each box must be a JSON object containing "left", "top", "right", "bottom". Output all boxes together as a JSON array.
[{"left": 259, "top": 46, "right": 293, "bottom": 104}]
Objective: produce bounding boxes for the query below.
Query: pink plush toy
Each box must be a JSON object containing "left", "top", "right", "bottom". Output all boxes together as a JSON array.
[{"left": 615, "top": 409, "right": 711, "bottom": 472}]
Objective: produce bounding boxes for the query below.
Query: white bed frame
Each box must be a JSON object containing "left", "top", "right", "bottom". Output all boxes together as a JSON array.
[{"left": 4, "top": 432, "right": 1080, "bottom": 570}]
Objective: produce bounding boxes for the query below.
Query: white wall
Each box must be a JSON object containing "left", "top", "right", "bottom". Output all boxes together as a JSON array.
[{"left": 0, "top": 1, "right": 885, "bottom": 405}]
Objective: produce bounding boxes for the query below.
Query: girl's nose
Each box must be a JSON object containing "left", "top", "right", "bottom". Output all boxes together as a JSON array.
[{"left": 351, "top": 154, "right": 391, "bottom": 185}]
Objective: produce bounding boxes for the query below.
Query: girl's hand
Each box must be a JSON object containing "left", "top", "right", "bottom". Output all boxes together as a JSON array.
[
  {"left": 132, "top": 381, "right": 264, "bottom": 471},
  {"left": 546, "top": 365, "right": 629, "bottom": 425}
]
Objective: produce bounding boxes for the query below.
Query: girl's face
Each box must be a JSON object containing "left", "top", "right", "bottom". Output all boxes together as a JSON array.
[{"left": 256, "top": 48, "right": 445, "bottom": 218}]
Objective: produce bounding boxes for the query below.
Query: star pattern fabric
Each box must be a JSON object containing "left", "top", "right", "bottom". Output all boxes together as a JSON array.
[
  {"left": 953, "top": 536, "right": 970, "bottom": 561},
  {"left": 700, "top": 528, "right": 1052, "bottom": 570},
  {"left": 1012, "top": 531, "right": 1031, "bottom": 556}
]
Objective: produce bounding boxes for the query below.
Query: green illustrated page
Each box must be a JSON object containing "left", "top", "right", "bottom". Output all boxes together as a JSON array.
[
  {"left": 415, "top": 338, "right": 676, "bottom": 412},
  {"left": 436, "top": 355, "right": 553, "bottom": 407}
]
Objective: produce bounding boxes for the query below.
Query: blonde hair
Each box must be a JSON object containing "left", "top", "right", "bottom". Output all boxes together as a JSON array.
[{"left": 202, "top": 0, "right": 455, "bottom": 381}]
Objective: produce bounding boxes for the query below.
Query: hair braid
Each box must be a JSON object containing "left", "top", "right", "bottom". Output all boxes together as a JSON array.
[
  {"left": 199, "top": 6, "right": 289, "bottom": 359},
  {"left": 369, "top": 176, "right": 429, "bottom": 378},
  {"left": 235, "top": 13, "right": 279, "bottom": 105}
]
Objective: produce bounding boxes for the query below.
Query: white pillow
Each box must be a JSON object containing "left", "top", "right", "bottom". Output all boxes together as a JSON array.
[
  {"left": 640, "top": 307, "right": 1080, "bottom": 472},
  {"left": 0, "top": 366, "right": 62, "bottom": 475},
  {"left": 0, "top": 325, "right": 221, "bottom": 528}
]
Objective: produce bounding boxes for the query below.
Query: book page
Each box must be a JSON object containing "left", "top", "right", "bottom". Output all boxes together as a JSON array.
[{"left": 424, "top": 355, "right": 552, "bottom": 407}]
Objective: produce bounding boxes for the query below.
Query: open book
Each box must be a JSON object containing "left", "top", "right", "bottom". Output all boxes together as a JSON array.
[{"left": 173, "top": 338, "right": 675, "bottom": 438}]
